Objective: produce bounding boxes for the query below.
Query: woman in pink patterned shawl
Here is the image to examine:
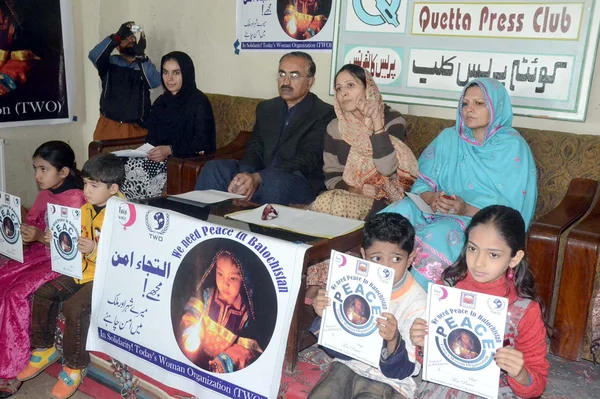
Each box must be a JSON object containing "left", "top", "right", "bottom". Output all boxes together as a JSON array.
[
  {"left": 308, "top": 64, "right": 418, "bottom": 299},
  {"left": 0, "top": 141, "right": 86, "bottom": 398},
  {"left": 314, "top": 63, "right": 418, "bottom": 219}
]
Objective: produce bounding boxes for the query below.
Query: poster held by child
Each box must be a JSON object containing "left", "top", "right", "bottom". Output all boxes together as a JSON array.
[
  {"left": 310, "top": 213, "right": 426, "bottom": 399},
  {"left": 318, "top": 250, "right": 395, "bottom": 367},
  {"left": 422, "top": 284, "right": 508, "bottom": 399},
  {"left": 0, "top": 192, "right": 23, "bottom": 262},
  {"left": 47, "top": 204, "right": 82, "bottom": 279}
]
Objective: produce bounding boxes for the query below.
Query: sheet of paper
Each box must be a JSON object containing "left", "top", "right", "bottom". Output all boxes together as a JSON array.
[
  {"left": 226, "top": 204, "right": 364, "bottom": 239},
  {"left": 136, "top": 143, "right": 155, "bottom": 152},
  {"left": 406, "top": 192, "right": 434, "bottom": 214},
  {"left": 168, "top": 190, "right": 245, "bottom": 205},
  {"left": 112, "top": 143, "right": 155, "bottom": 158},
  {"left": 318, "top": 250, "right": 395, "bottom": 367},
  {"left": 48, "top": 204, "right": 82, "bottom": 279}
]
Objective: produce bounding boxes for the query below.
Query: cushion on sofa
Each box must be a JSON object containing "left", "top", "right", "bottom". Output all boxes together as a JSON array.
[{"left": 205, "top": 93, "right": 263, "bottom": 149}]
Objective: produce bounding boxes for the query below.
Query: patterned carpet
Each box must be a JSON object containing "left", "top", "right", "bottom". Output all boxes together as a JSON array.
[{"left": 279, "top": 345, "right": 600, "bottom": 399}]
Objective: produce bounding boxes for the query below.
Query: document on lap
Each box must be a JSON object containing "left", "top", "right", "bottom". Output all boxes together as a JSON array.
[
  {"left": 168, "top": 190, "right": 245, "bottom": 205},
  {"left": 406, "top": 192, "right": 435, "bottom": 214},
  {"left": 226, "top": 204, "right": 365, "bottom": 239},
  {"left": 112, "top": 143, "right": 155, "bottom": 158}
]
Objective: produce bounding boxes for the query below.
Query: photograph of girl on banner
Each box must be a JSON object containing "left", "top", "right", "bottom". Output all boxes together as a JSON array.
[
  {"left": 278, "top": 0, "right": 331, "bottom": 40},
  {"left": 172, "top": 239, "right": 277, "bottom": 373}
]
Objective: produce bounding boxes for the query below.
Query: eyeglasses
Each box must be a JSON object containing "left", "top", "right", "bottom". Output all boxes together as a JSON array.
[{"left": 277, "top": 71, "right": 309, "bottom": 81}]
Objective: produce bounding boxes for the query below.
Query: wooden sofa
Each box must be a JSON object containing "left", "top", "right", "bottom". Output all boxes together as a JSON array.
[{"left": 89, "top": 93, "right": 600, "bottom": 368}]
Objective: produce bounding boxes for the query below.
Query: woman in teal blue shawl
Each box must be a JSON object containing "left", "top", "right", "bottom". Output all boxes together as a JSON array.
[{"left": 381, "top": 78, "right": 537, "bottom": 291}]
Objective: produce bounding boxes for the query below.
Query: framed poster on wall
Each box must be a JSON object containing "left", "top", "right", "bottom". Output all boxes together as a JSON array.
[
  {"left": 236, "top": 0, "right": 334, "bottom": 51},
  {"left": 331, "top": 1, "right": 600, "bottom": 121},
  {"left": 0, "top": 0, "right": 75, "bottom": 127}
]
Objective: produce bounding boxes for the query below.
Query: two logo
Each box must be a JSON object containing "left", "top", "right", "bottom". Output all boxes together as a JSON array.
[
  {"left": 145, "top": 210, "right": 170, "bottom": 241},
  {"left": 117, "top": 203, "right": 170, "bottom": 240}
]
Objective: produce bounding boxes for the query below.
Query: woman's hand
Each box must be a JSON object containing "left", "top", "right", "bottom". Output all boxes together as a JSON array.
[
  {"left": 362, "top": 184, "right": 378, "bottom": 198},
  {"left": 347, "top": 186, "right": 362, "bottom": 195},
  {"left": 448, "top": 195, "right": 468, "bottom": 216},
  {"left": 495, "top": 347, "right": 530, "bottom": 385},
  {"left": 424, "top": 191, "right": 472, "bottom": 216},
  {"left": 147, "top": 145, "right": 172, "bottom": 162},
  {"left": 420, "top": 191, "right": 443, "bottom": 211},
  {"left": 312, "top": 289, "right": 331, "bottom": 318},
  {"left": 431, "top": 191, "right": 452, "bottom": 213},
  {"left": 356, "top": 97, "right": 384, "bottom": 132},
  {"left": 434, "top": 193, "right": 477, "bottom": 216},
  {"left": 409, "top": 318, "right": 428, "bottom": 347}
]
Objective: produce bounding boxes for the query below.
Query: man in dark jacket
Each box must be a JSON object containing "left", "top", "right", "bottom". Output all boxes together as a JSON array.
[
  {"left": 88, "top": 21, "right": 161, "bottom": 140},
  {"left": 195, "top": 51, "right": 335, "bottom": 205}
]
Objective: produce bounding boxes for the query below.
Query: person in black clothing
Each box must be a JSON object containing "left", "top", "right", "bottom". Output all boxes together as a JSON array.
[
  {"left": 121, "top": 51, "right": 216, "bottom": 200},
  {"left": 195, "top": 51, "right": 335, "bottom": 206},
  {"left": 88, "top": 21, "right": 162, "bottom": 140}
]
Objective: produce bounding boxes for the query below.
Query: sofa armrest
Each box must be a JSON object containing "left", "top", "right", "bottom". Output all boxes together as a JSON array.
[
  {"left": 551, "top": 189, "right": 600, "bottom": 360},
  {"left": 88, "top": 137, "right": 147, "bottom": 158},
  {"left": 166, "top": 131, "right": 252, "bottom": 195},
  {"left": 527, "top": 178, "right": 598, "bottom": 320}
]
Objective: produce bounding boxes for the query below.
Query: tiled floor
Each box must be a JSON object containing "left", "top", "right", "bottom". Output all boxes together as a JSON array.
[{"left": 11, "top": 372, "right": 92, "bottom": 399}]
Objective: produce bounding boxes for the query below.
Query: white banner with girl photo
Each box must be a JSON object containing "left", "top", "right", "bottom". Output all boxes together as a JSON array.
[{"left": 87, "top": 197, "right": 309, "bottom": 399}]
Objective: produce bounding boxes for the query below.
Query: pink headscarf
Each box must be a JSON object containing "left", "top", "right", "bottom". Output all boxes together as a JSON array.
[{"left": 334, "top": 68, "right": 418, "bottom": 201}]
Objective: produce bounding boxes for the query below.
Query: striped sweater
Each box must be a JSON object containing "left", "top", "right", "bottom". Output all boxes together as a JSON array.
[{"left": 323, "top": 106, "right": 407, "bottom": 190}]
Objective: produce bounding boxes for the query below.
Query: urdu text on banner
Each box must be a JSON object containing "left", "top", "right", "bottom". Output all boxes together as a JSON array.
[
  {"left": 87, "top": 198, "right": 309, "bottom": 399},
  {"left": 331, "top": 0, "right": 600, "bottom": 121},
  {"left": 0, "top": 0, "right": 75, "bottom": 128},
  {"left": 236, "top": 0, "right": 334, "bottom": 51}
]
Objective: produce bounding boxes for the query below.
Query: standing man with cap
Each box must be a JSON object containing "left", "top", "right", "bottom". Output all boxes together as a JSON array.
[{"left": 88, "top": 21, "right": 162, "bottom": 140}]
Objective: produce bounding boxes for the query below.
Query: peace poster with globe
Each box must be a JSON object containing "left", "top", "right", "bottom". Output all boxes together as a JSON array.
[
  {"left": 48, "top": 204, "right": 82, "bottom": 279},
  {"left": 318, "top": 250, "right": 395, "bottom": 368},
  {"left": 423, "top": 284, "right": 508, "bottom": 399}
]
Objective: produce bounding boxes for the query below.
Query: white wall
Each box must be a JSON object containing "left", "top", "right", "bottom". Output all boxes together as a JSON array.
[
  {"left": 3, "top": 0, "right": 600, "bottom": 206},
  {"left": 110, "top": 0, "right": 600, "bottom": 137}
]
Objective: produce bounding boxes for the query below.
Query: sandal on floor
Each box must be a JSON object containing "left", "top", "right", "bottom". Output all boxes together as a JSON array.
[
  {"left": 16, "top": 346, "right": 59, "bottom": 382},
  {"left": 0, "top": 378, "right": 22, "bottom": 398},
  {"left": 50, "top": 367, "right": 87, "bottom": 399}
]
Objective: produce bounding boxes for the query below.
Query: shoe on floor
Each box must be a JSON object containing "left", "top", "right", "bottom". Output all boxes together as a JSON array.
[
  {"left": 16, "top": 346, "right": 59, "bottom": 382},
  {"left": 51, "top": 366, "right": 87, "bottom": 399},
  {"left": 0, "top": 378, "right": 22, "bottom": 398}
]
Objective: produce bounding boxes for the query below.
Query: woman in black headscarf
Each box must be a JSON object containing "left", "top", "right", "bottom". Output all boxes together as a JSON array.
[{"left": 122, "top": 51, "right": 216, "bottom": 199}]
